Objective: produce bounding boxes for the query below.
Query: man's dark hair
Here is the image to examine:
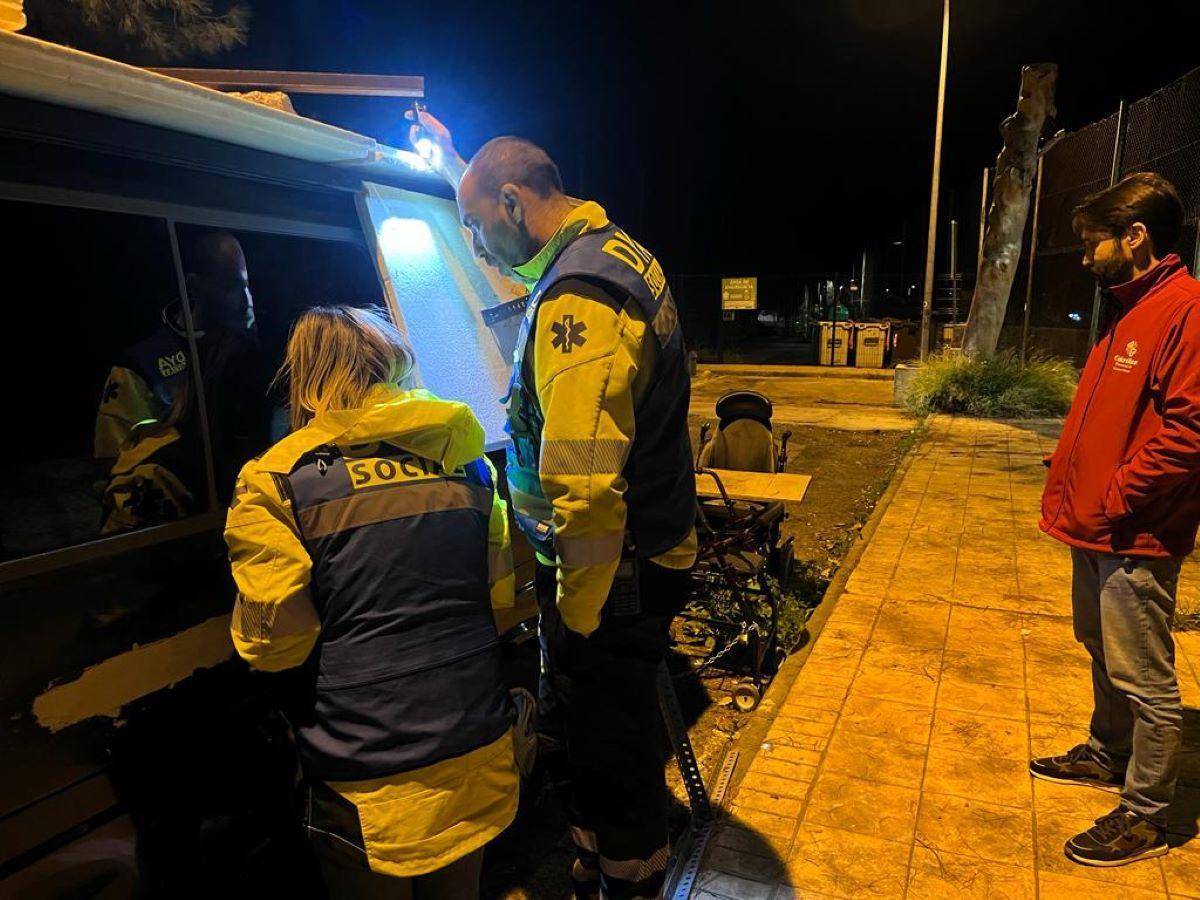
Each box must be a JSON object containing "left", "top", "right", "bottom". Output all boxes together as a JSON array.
[
  {"left": 469, "top": 136, "right": 564, "bottom": 198},
  {"left": 190, "top": 231, "right": 243, "bottom": 278},
  {"left": 1072, "top": 172, "right": 1185, "bottom": 255}
]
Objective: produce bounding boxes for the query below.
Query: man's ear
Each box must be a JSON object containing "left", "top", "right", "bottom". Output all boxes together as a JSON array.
[
  {"left": 1127, "top": 222, "right": 1150, "bottom": 253},
  {"left": 500, "top": 183, "right": 523, "bottom": 225}
]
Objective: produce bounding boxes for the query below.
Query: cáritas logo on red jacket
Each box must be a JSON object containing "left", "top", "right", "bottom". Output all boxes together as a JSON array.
[{"left": 1113, "top": 339, "right": 1140, "bottom": 373}]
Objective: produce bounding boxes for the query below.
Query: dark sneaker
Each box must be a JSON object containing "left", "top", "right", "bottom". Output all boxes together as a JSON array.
[
  {"left": 1029, "top": 744, "right": 1124, "bottom": 792},
  {"left": 1065, "top": 807, "right": 1168, "bottom": 867}
]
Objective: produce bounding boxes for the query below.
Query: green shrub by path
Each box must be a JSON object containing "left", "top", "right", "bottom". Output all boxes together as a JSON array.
[{"left": 905, "top": 351, "right": 1078, "bottom": 418}]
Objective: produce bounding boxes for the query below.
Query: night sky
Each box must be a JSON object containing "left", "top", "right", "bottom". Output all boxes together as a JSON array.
[{"left": 31, "top": 1, "right": 1200, "bottom": 297}]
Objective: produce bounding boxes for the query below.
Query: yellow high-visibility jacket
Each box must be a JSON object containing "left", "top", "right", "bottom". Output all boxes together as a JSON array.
[
  {"left": 225, "top": 385, "right": 518, "bottom": 877},
  {"left": 511, "top": 202, "right": 696, "bottom": 637}
]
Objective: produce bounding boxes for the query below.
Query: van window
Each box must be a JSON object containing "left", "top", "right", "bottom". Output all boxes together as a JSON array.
[
  {"left": 172, "top": 224, "right": 385, "bottom": 497},
  {"left": 360, "top": 183, "right": 525, "bottom": 451},
  {"left": 0, "top": 201, "right": 211, "bottom": 559}
]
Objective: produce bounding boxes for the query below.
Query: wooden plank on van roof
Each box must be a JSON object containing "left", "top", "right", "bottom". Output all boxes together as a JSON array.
[{"left": 149, "top": 69, "right": 425, "bottom": 98}]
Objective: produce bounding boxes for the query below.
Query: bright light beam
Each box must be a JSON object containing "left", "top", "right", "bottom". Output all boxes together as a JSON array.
[
  {"left": 378, "top": 216, "right": 437, "bottom": 259},
  {"left": 414, "top": 137, "right": 443, "bottom": 170}
]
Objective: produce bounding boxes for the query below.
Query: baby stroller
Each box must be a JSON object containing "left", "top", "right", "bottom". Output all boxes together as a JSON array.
[{"left": 683, "top": 390, "right": 796, "bottom": 712}]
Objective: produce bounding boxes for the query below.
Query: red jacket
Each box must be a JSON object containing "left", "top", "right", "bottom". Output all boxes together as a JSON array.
[{"left": 1041, "top": 255, "right": 1200, "bottom": 559}]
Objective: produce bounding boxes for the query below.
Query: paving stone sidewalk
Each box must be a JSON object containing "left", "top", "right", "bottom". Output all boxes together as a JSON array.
[{"left": 695, "top": 416, "right": 1200, "bottom": 899}]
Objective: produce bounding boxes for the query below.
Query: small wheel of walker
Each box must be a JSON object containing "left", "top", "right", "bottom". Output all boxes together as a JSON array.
[
  {"left": 773, "top": 645, "right": 788, "bottom": 671},
  {"left": 733, "top": 682, "right": 761, "bottom": 712},
  {"left": 772, "top": 539, "right": 795, "bottom": 585}
]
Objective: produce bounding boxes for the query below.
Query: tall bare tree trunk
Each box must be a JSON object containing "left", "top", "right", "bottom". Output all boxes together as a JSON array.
[{"left": 962, "top": 63, "right": 1058, "bottom": 358}]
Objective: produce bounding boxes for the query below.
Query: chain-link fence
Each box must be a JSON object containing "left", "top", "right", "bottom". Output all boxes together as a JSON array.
[{"left": 999, "top": 65, "right": 1200, "bottom": 364}]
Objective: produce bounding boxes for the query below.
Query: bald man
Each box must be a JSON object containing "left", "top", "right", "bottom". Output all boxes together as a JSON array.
[
  {"left": 96, "top": 232, "right": 269, "bottom": 532},
  {"left": 412, "top": 111, "right": 696, "bottom": 900}
]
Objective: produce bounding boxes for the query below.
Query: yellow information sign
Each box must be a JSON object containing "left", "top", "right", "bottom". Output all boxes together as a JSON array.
[{"left": 721, "top": 277, "right": 757, "bottom": 310}]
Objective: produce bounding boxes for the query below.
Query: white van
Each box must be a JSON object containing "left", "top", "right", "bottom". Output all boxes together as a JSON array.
[{"left": 0, "top": 31, "right": 536, "bottom": 895}]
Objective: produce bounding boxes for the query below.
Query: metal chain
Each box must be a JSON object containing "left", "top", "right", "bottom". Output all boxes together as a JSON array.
[{"left": 676, "top": 622, "right": 761, "bottom": 680}]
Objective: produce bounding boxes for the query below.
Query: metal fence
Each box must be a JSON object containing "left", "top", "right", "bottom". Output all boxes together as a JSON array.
[{"left": 999, "top": 65, "right": 1200, "bottom": 364}]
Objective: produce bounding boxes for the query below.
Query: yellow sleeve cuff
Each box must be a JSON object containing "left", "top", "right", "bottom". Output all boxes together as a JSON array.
[
  {"left": 490, "top": 572, "right": 516, "bottom": 610},
  {"left": 651, "top": 527, "right": 698, "bottom": 570},
  {"left": 232, "top": 629, "right": 320, "bottom": 672},
  {"left": 556, "top": 558, "right": 620, "bottom": 637}
]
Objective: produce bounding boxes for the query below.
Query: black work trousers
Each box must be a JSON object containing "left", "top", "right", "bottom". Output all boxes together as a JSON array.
[{"left": 535, "top": 559, "right": 690, "bottom": 900}]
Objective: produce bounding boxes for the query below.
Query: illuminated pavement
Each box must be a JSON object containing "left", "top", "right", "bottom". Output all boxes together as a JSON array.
[
  {"left": 693, "top": 416, "right": 1200, "bottom": 899},
  {"left": 690, "top": 366, "right": 912, "bottom": 433}
]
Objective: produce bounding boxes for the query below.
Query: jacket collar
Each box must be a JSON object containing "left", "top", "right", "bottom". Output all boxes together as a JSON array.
[
  {"left": 257, "top": 386, "right": 484, "bottom": 474},
  {"left": 512, "top": 199, "right": 609, "bottom": 285},
  {"left": 1108, "top": 254, "right": 1186, "bottom": 310}
]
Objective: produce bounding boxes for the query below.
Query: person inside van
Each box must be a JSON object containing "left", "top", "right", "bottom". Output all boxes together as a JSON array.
[
  {"left": 97, "top": 231, "right": 269, "bottom": 533},
  {"left": 224, "top": 306, "right": 519, "bottom": 898}
]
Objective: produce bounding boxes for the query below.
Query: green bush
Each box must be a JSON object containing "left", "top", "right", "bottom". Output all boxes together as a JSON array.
[{"left": 905, "top": 351, "right": 1077, "bottom": 418}]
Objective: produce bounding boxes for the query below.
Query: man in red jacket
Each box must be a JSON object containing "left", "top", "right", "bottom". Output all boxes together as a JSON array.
[{"left": 1033, "top": 172, "right": 1196, "bottom": 867}]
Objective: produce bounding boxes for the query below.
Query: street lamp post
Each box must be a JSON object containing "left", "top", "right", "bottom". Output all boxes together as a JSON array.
[{"left": 919, "top": 0, "right": 950, "bottom": 360}]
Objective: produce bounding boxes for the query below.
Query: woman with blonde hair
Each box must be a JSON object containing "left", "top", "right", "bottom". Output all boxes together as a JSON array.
[{"left": 224, "top": 305, "right": 518, "bottom": 898}]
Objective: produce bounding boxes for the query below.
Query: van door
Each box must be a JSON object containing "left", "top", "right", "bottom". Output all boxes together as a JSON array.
[{"left": 357, "top": 182, "right": 525, "bottom": 452}]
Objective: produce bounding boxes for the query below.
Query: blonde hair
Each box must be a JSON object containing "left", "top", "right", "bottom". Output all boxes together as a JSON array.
[{"left": 277, "top": 306, "right": 415, "bottom": 431}]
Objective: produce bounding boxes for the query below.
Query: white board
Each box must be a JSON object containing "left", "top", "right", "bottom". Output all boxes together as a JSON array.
[
  {"left": 696, "top": 469, "right": 812, "bottom": 504},
  {"left": 359, "top": 183, "right": 526, "bottom": 450}
]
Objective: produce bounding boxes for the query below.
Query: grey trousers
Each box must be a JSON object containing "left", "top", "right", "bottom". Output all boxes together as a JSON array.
[{"left": 1071, "top": 547, "right": 1183, "bottom": 824}]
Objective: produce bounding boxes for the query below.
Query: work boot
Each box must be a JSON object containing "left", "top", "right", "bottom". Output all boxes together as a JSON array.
[
  {"left": 510, "top": 687, "right": 539, "bottom": 778},
  {"left": 1029, "top": 744, "right": 1124, "bottom": 792},
  {"left": 1065, "top": 807, "right": 1168, "bottom": 867}
]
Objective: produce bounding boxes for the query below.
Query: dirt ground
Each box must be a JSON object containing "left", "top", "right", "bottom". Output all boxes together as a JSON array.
[
  {"left": 690, "top": 369, "right": 910, "bottom": 433},
  {"left": 665, "top": 411, "right": 915, "bottom": 815},
  {"left": 488, "top": 371, "right": 914, "bottom": 899}
]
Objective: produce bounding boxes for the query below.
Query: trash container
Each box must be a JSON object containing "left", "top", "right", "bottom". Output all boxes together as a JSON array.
[
  {"left": 889, "top": 321, "right": 920, "bottom": 363},
  {"left": 939, "top": 323, "right": 966, "bottom": 350},
  {"left": 855, "top": 323, "right": 890, "bottom": 368},
  {"left": 818, "top": 321, "right": 853, "bottom": 366}
]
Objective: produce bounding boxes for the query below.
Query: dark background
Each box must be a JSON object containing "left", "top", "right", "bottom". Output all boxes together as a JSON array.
[
  {"left": 23, "top": 1, "right": 1200, "bottom": 309},
  {"left": 211, "top": 1, "right": 1198, "bottom": 284}
]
